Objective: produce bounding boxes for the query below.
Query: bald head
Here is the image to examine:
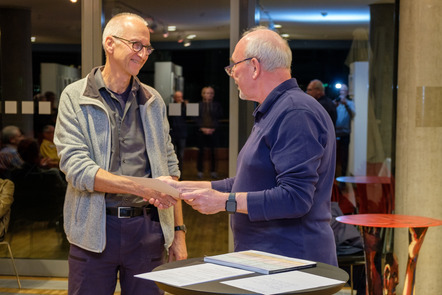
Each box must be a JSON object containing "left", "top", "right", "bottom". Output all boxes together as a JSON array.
[
  {"left": 173, "top": 91, "right": 184, "bottom": 103},
  {"left": 306, "top": 79, "right": 325, "bottom": 100},
  {"left": 102, "top": 13, "right": 148, "bottom": 48},
  {"left": 241, "top": 26, "right": 292, "bottom": 72}
]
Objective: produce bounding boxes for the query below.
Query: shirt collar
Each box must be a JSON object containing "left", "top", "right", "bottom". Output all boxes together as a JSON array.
[{"left": 253, "top": 78, "right": 299, "bottom": 119}]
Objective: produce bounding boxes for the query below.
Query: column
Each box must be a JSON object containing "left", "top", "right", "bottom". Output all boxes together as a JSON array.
[
  {"left": 228, "top": 0, "right": 258, "bottom": 251},
  {"left": 81, "top": 0, "right": 102, "bottom": 77},
  {"left": 395, "top": 0, "right": 442, "bottom": 293},
  {"left": 229, "top": 0, "right": 258, "bottom": 176},
  {"left": 0, "top": 7, "right": 33, "bottom": 135}
]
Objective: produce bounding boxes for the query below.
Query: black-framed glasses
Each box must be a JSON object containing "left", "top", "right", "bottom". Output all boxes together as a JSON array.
[
  {"left": 112, "top": 35, "right": 154, "bottom": 55},
  {"left": 224, "top": 57, "right": 253, "bottom": 76}
]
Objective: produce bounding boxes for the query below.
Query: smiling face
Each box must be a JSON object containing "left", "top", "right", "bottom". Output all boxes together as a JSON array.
[{"left": 106, "top": 16, "right": 151, "bottom": 78}]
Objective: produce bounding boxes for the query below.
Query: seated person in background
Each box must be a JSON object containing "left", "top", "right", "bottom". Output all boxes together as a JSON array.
[
  {"left": 40, "top": 125, "right": 60, "bottom": 168},
  {"left": 0, "top": 126, "right": 25, "bottom": 178},
  {"left": 10, "top": 138, "right": 66, "bottom": 225}
]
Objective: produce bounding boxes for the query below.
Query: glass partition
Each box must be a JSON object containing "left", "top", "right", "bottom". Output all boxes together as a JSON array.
[{"left": 0, "top": 0, "right": 397, "bottom": 274}]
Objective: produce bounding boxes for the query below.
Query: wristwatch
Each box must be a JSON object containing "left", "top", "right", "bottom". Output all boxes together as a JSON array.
[
  {"left": 174, "top": 225, "right": 187, "bottom": 234},
  {"left": 225, "top": 193, "right": 237, "bottom": 214}
]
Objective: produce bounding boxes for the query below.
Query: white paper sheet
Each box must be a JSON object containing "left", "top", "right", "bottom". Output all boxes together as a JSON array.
[
  {"left": 222, "top": 270, "right": 345, "bottom": 295},
  {"left": 135, "top": 263, "right": 252, "bottom": 287},
  {"left": 123, "top": 176, "right": 179, "bottom": 199},
  {"left": 186, "top": 103, "right": 199, "bottom": 116},
  {"left": 22, "top": 101, "right": 34, "bottom": 114},
  {"left": 168, "top": 103, "right": 182, "bottom": 116}
]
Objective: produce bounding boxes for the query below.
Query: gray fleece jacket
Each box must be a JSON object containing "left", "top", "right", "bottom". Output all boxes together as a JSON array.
[{"left": 54, "top": 67, "right": 179, "bottom": 253}]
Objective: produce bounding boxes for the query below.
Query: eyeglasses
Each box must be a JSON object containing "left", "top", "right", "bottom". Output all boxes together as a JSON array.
[
  {"left": 224, "top": 57, "right": 254, "bottom": 76},
  {"left": 112, "top": 35, "right": 154, "bottom": 55}
]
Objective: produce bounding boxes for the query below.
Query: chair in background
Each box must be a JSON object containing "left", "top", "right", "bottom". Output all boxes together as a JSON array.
[
  {"left": 0, "top": 178, "right": 21, "bottom": 288},
  {"left": 331, "top": 201, "right": 365, "bottom": 295}
]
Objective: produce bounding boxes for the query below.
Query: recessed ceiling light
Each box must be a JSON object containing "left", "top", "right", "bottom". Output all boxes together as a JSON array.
[
  {"left": 281, "top": 33, "right": 289, "bottom": 38},
  {"left": 274, "top": 24, "right": 282, "bottom": 29},
  {"left": 186, "top": 34, "right": 196, "bottom": 39},
  {"left": 168, "top": 26, "right": 176, "bottom": 32}
]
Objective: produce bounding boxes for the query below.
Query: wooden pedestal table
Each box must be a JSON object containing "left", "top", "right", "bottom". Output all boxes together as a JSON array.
[{"left": 336, "top": 214, "right": 442, "bottom": 295}]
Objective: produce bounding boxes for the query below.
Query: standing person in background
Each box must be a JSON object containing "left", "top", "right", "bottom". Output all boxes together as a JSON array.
[
  {"left": 306, "top": 79, "right": 337, "bottom": 127},
  {"left": 334, "top": 84, "right": 355, "bottom": 178},
  {"left": 196, "top": 86, "right": 223, "bottom": 179},
  {"left": 168, "top": 90, "right": 188, "bottom": 174},
  {"left": 159, "top": 26, "right": 337, "bottom": 266},
  {"left": 54, "top": 13, "right": 186, "bottom": 295}
]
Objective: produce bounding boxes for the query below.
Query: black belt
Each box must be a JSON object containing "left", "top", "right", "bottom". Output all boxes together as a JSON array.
[{"left": 106, "top": 206, "right": 151, "bottom": 218}]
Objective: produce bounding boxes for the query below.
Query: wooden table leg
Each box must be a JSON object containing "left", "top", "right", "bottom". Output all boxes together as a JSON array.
[{"left": 402, "top": 227, "right": 428, "bottom": 295}]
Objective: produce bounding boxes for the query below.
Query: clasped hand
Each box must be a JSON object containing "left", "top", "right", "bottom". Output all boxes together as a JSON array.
[{"left": 156, "top": 177, "right": 226, "bottom": 214}]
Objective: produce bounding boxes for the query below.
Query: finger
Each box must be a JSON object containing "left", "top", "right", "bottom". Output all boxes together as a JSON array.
[{"left": 180, "top": 192, "right": 196, "bottom": 200}]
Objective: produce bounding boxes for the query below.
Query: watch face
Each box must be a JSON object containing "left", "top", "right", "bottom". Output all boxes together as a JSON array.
[
  {"left": 226, "top": 200, "right": 237, "bottom": 213},
  {"left": 175, "top": 225, "right": 187, "bottom": 233}
]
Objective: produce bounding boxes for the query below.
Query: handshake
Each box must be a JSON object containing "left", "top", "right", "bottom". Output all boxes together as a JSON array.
[{"left": 140, "top": 176, "right": 231, "bottom": 215}]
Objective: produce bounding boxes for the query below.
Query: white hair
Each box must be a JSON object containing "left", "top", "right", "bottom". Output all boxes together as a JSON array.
[{"left": 242, "top": 26, "right": 292, "bottom": 72}]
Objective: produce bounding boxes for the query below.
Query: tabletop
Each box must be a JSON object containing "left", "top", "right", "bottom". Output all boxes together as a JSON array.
[
  {"left": 152, "top": 257, "right": 349, "bottom": 295},
  {"left": 336, "top": 176, "right": 391, "bottom": 184},
  {"left": 336, "top": 214, "right": 442, "bottom": 228}
]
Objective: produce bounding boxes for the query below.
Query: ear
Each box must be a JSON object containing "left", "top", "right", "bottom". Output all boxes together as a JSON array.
[
  {"left": 251, "top": 57, "right": 261, "bottom": 80},
  {"left": 104, "top": 36, "right": 115, "bottom": 55}
]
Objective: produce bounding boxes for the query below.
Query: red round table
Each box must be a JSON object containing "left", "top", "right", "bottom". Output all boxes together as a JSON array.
[
  {"left": 336, "top": 214, "right": 442, "bottom": 295},
  {"left": 336, "top": 176, "right": 394, "bottom": 214}
]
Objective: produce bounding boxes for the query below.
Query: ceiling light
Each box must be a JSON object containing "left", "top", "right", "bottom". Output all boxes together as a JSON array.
[
  {"left": 168, "top": 26, "right": 176, "bottom": 32},
  {"left": 70, "top": 0, "right": 78, "bottom": 3},
  {"left": 186, "top": 34, "right": 196, "bottom": 39},
  {"left": 31, "top": 36, "right": 36, "bottom": 42},
  {"left": 276, "top": 12, "right": 370, "bottom": 22},
  {"left": 184, "top": 40, "right": 191, "bottom": 47},
  {"left": 274, "top": 24, "right": 282, "bottom": 29},
  {"left": 281, "top": 33, "right": 290, "bottom": 38}
]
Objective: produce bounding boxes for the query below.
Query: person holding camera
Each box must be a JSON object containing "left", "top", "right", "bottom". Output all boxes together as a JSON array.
[{"left": 334, "top": 84, "right": 356, "bottom": 178}]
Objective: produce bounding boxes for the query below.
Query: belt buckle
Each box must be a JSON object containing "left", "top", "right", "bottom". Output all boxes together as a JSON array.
[{"left": 118, "top": 207, "right": 132, "bottom": 218}]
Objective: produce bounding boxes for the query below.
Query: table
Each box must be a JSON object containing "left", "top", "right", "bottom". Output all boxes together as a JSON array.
[
  {"left": 336, "top": 176, "right": 394, "bottom": 214},
  {"left": 336, "top": 214, "right": 442, "bottom": 295},
  {"left": 152, "top": 257, "right": 349, "bottom": 295}
]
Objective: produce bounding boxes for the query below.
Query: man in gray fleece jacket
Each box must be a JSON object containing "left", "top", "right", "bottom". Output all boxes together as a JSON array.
[{"left": 54, "top": 13, "right": 187, "bottom": 295}]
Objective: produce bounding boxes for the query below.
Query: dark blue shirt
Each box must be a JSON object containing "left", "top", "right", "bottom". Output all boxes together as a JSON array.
[{"left": 212, "top": 78, "right": 337, "bottom": 265}]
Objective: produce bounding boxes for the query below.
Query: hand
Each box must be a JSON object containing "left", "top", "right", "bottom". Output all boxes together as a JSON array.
[
  {"left": 40, "top": 157, "right": 51, "bottom": 167},
  {"left": 180, "top": 189, "right": 227, "bottom": 215},
  {"left": 168, "top": 231, "right": 187, "bottom": 262},
  {"left": 201, "top": 128, "right": 215, "bottom": 135},
  {"left": 141, "top": 187, "right": 177, "bottom": 210}
]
